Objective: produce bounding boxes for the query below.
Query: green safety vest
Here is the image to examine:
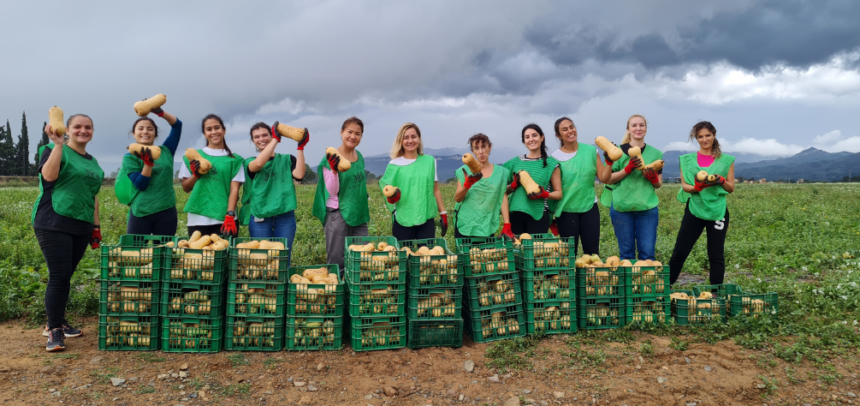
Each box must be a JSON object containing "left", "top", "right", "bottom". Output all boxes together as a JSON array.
[
  {"left": 609, "top": 145, "right": 663, "bottom": 212},
  {"left": 182, "top": 150, "right": 244, "bottom": 220},
  {"left": 239, "top": 154, "right": 297, "bottom": 225},
  {"left": 115, "top": 146, "right": 176, "bottom": 217},
  {"left": 554, "top": 144, "right": 599, "bottom": 216},
  {"left": 454, "top": 163, "right": 510, "bottom": 236},
  {"left": 502, "top": 156, "right": 559, "bottom": 221},
  {"left": 312, "top": 150, "right": 370, "bottom": 226},
  {"left": 379, "top": 154, "right": 437, "bottom": 227},
  {"left": 31, "top": 144, "right": 104, "bottom": 224},
  {"left": 676, "top": 153, "right": 735, "bottom": 221}
]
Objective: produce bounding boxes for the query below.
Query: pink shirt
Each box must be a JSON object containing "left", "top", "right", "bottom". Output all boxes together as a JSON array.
[
  {"left": 697, "top": 152, "right": 715, "bottom": 168},
  {"left": 323, "top": 168, "right": 339, "bottom": 209}
]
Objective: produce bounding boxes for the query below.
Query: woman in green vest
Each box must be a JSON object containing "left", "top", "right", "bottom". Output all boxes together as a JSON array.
[
  {"left": 604, "top": 114, "right": 663, "bottom": 261},
  {"left": 32, "top": 114, "right": 104, "bottom": 352},
  {"left": 239, "top": 121, "right": 307, "bottom": 267},
  {"left": 380, "top": 122, "right": 447, "bottom": 240},
  {"left": 312, "top": 117, "right": 370, "bottom": 271},
  {"left": 502, "top": 124, "right": 562, "bottom": 235},
  {"left": 116, "top": 100, "right": 182, "bottom": 235},
  {"left": 454, "top": 133, "right": 514, "bottom": 239},
  {"left": 180, "top": 114, "right": 244, "bottom": 238},
  {"left": 669, "top": 121, "right": 735, "bottom": 285},
  {"left": 551, "top": 117, "right": 612, "bottom": 256}
]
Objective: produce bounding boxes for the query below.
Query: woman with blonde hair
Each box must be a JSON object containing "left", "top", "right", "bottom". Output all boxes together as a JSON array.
[
  {"left": 379, "top": 123, "right": 447, "bottom": 240},
  {"left": 602, "top": 114, "right": 663, "bottom": 261}
]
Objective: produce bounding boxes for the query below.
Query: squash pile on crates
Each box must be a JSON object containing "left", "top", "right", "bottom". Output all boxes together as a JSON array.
[
  {"left": 514, "top": 234, "right": 576, "bottom": 335},
  {"left": 286, "top": 264, "right": 344, "bottom": 350}
]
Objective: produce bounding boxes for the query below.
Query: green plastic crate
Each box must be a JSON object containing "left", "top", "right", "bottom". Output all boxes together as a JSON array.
[
  {"left": 98, "top": 315, "right": 160, "bottom": 351},
  {"left": 514, "top": 234, "right": 575, "bottom": 272},
  {"left": 407, "top": 287, "right": 462, "bottom": 320},
  {"left": 522, "top": 269, "right": 574, "bottom": 302},
  {"left": 692, "top": 284, "right": 779, "bottom": 318},
  {"left": 101, "top": 235, "right": 174, "bottom": 281},
  {"left": 455, "top": 237, "right": 515, "bottom": 277},
  {"left": 164, "top": 237, "right": 229, "bottom": 283},
  {"left": 692, "top": 283, "right": 746, "bottom": 298},
  {"left": 346, "top": 282, "right": 406, "bottom": 318},
  {"left": 525, "top": 301, "right": 576, "bottom": 334},
  {"left": 463, "top": 304, "right": 525, "bottom": 343},
  {"left": 622, "top": 266, "right": 670, "bottom": 298},
  {"left": 286, "top": 265, "right": 344, "bottom": 317},
  {"left": 344, "top": 236, "right": 405, "bottom": 283},
  {"left": 227, "top": 282, "right": 285, "bottom": 317},
  {"left": 463, "top": 272, "right": 522, "bottom": 311},
  {"left": 408, "top": 319, "right": 463, "bottom": 349},
  {"left": 161, "top": 317, "right": 223, "bottom": 353},
  {"left": 160, "top": 282, "right": 224, "bottom": 318},
  {"left": 624, "top": 296, "right": 670, "bottom": 325},
  {"left": 671, "top": 290, "right": 727, "bottom": 325},
  {"left": 229, "top": 237, "right": 289, "bottom": 282},
  {"left": 99, "top": 280, "right": 160, "bottom": 316},
  {"left": 225, "top": 317, "right": 284, "bottom": 351},
  {"left": 348, "top": 315, "right": 407, "bottom": 352},
  {"left": 576, "top": 297, "right": 625, "bottom": 330},
  {"left": 401, "top": 238, "right": 463, "bottom": 288},
  {"left": 575, "top": 267, "right": 624, "bottom": 299},
  {"left": 285, "top": 316, "right": 343, "bottom": 351}
]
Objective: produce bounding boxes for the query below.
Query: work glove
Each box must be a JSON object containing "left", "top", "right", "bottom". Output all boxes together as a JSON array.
[
  {"left": 462, "top": 169, "right": 483, "bottom": 190},
  {"left": 296, "top": 128, "right": 309, "bottom": 151},
  {"left": 221, "top": 212, "right": 238, "bottom": 238},
  {"left": 386, "top": 188, "right": 401, "bottom": 204},
  {"left": 506, "top": 172, "right": 520, "bottom": 194},
  {"left": 693, "top": 178, "right": 712, "bottom": 192},
  {"left": 711, "top": 174, "right": 726, "bottom": 185},
  {"left": 549, "top": 221, "right": 559, "bottom": 236},
  {"left": 624, "top": 157, "right": 642, "bottom": 174},
  {"left": 326, "top": 150, "right": 341, "bottom": 173},
  {"left": 500, "top": 223, "right": 515, "bottom": 241},
  {"left": 439, "top": 212, "right": 449, "bottom": 237},
  {"left": 603, "top": 141, "right": 618, "bottom": 166},
  {"left": 90, "top": 225, "right": 101, "bottom": 250},
  {"left": 137, "top": 147, "right": 155, "bottom": 167},
  {"left": 527, "top": 186, "right": 550, "bottom": 200},
  {"left": 150, "top": 106, "right": 164, "bottom": 117},
  {"left": 190, "top": 160, "right": 204, "bottom": 179},
  {"left": 642, "top": 167, "right": 660, "bottom": 186}
]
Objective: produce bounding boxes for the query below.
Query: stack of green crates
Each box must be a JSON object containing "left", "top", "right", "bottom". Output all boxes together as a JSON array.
[
  {"left": 159, "top": 234, "right": 231, "bottom": 353},
  {"left": 623, "top": 263, "right": 670, "bottom": 325},
  {"left": 285, "top": 264, "right": 344, "bottom": 351},
  {"left": 575, "top": 255, "right": 625, "bottom": 330},
  {"left": 514, "top": 234, "right": 576, "bottom": 335},
  {"left": 345, "top": 236, "right": 407, "bottom": 351},
  {"left": 692, "top": 283, "right": 778, "bottom": 318},
  {"left": 670, "top": 289, "right": 726, "bottom": 325},
  {"left": 400, "top": 238, "right": 464, "bottom": 349},
  {"left": 457, "top": 237, "right": 525, "bottom": 343},
  {"left": 99, "top": 235, "right": 170, "bottom": 351},
  {"left": 224, "top": 237, "right": 290, "bottom": 351}
]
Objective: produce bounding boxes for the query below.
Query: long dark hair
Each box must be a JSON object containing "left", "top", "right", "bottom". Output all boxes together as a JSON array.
[
  {"left": 130, "top": 117, "right": 158, "bottom": 139},
  {"left": 689, "top": 121, "right": 721, "bottom": 159},
  {"left": 553, "top": 116, "right": 574, "bottom": 147},
  {"left": 201, "top": 114, "right": 234, "bottom": 158},
  {"left": 521, "top": 123, "right": 548, "bottom": 167}
]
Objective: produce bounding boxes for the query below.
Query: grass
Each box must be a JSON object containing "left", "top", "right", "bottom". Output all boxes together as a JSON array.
[{"left": 227, "top": 353, "right": 249, "bottom": 368}]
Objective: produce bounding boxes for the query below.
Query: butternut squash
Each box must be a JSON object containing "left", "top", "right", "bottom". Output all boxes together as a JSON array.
[
  {"left": 462, "top": 153, "right": 482, "bottom": 173},
  {"left": 325, "top": 147, "right": 351, "bottom": 172},
  {"left": 184, "top": 149, "right": 212, "bottom": 174},
  {"left": 594, "top": 136, "right": 622, "bottom": 161},
  {"left": 48, "top": 106, "right": 66, "bottom": 136},
  {"left": 133, "top": 94, "right": 167, "bottom": 116},
  {"left": 382, "top": 185, "right": 399, "bottom": 198},
  {"left": 128, "top": 143, "right": 162, "bottom": 160},
  {"left": 517, "top": 171, "right": 541, "bottom": 194}
]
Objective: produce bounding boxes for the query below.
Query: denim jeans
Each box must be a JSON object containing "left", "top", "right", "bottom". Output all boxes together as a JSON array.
[
  {"left": 248, "top": 210, "right": 296, "bottom": 268},
  {"left": 609, "top": 205, "right": 658, "bottom": 261}
]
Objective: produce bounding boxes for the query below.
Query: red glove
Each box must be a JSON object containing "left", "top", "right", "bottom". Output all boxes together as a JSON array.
[
  {"left": 507, "top": 172, "right": 520, "bottom": 192},
  {"left": 603, "top": 144, "right": 617, "bottom": 166},
  {"left": 151, "top": 106, "right": 165, "bottom": 118},
  {"left": 711, "top": 174, "right": 726, "bottom": 185},
  {"left": 326, "top": 150, "right": 341, "bottom": 173},
  {"left": 642, "top": 167, "right": 660, "bottom": 185},
  {"left": 693, "top": 178, "right": 712, "bottom": 192},
  {"left": 270, "top": 121, "right": 283, "bottom": 143},
  {"left": 386, "top": 188, "right": 401, "bottom": 204},
  {"left": 439, "top": 213, "right": 449, "bottom": 237},
  {"left": 527, "top": 186, "right": 550, "bottom": 200},
  {"left": 190, "top": 160, "right": 203, "bottom": 178},
  {"left": 221, "top": 213, "right": 238, "bottom": 238},
  {"left": 90, "top": 225, "right": 101, "bottom": 250},
  {"left": 462, "top": 169, "right": 483, "bottom": 190},
  {"left": 296, "top": 128, "right": 309, "bottom": 151},
  {"left": 549, "top": 221, "right": 559, "bottom": 236},
  {"left": 500, "top": 223, "right": 515, "bottom": 240},
  {"left": 624, "top": 157, "right": 642, "bottom": 174},
  {"left": 138, "top": 147, "right": 155, "bottom": 167}
]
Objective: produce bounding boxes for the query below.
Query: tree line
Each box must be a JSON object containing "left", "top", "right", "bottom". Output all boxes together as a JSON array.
[{"left": 0, "top": 112, "right": 50, "bottom": 176}]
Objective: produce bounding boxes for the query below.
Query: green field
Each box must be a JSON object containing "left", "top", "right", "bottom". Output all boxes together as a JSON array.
[{"left": 1, "top": 184, "right": 859, "bottom": 359}]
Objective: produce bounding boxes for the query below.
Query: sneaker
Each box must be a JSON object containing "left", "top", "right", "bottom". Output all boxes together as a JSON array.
[
  {"left": 46, "top": 328, "right": 65, "bottom": 352},
  {"left": 42, "top": 323, "right": 83, "bottom": 338}
]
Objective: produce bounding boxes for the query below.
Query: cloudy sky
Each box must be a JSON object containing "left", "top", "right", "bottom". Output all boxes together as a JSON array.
[{"left": 2, "top": 0, "right": 859, "bottom": 172}]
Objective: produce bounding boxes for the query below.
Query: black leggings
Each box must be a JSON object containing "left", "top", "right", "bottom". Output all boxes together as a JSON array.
[
  {"left": 392, "top": 213, "right": 435, "bottom": 241},
  {"left": 454, "top": 227, "right": 489, "bottom": 239},
  {"left": 556, "top": 203, "right": 600, "bottom": 257},
  {"left": 187, "top": 224, "right": 224, "bottom": 237},
  {"left": 668, "top": 204, "right": 730, "bottom": 285},
  {"left": 127, "top": 207, "right": 178, "bottom": 236},
  {"left": 509, "top": 209, "right": 551, "bottom": 235},
  {"left": 35, "top": 229, "right": 90, "bottom": 330}
]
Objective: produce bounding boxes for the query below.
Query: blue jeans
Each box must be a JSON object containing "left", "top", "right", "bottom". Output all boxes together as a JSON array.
[
  {"left": 248, "top": 211, "right": 296, "bottom": 268},
  {"left": 609, "top": 205, "right": 658, "bottom": 261}
]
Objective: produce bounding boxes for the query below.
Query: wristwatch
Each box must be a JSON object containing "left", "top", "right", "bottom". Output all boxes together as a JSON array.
[{"left": 227, "top": 210, "right": 236, "bottom": 218}]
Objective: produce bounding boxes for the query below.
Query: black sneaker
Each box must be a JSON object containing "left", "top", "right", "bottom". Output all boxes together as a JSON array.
[
  {"left": 42, "top": 323, "right": 83, "bottom": 338},
  {"left": 46, "top": 328, "right": 65, "bottom": 352}
]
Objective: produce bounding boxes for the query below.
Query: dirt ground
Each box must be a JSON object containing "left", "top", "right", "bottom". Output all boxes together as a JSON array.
[{"left": 1, "top": 317, "right": 857, "bottom": 406}]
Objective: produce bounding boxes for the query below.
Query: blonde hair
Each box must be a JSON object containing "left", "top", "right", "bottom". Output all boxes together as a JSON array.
[
  {"left": 621, "top": 114, "right": 647, "bottom": 144},
  {"left": 390, "top": 122, "right": 423, "bottom": 159}
]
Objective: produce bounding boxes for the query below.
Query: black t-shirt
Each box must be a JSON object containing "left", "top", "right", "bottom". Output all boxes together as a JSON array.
[
  {"left": 33, "top": 147, "right": 96, "bottom": 236},
  {"left": 620, "top": 143, "right": 663, "bottom": 175},
  {"left": 247, "top": 155, "right": 301, "bottom": 181}
]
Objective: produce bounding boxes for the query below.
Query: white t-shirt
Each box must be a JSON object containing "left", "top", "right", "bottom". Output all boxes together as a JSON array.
[
  {"left": 180, "top": 147, "right": 245, "bottom": 226},
  {"left": 388, "top": 156, "right": 438, "bottom": 181},
  {"left": 551, "top": 148, "right": 599, "bottom": 204}
]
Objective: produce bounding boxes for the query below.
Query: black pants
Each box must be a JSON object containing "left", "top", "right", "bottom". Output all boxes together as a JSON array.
[
  {"left": 454, "top": 227, "right": 488, "bottom": 240},
  {"left": 668, "top": 204, "right": 730, "bottom": 285},
  {"left": 35, "top": 229, "right": 90, "bottom": 330},
  {"left": 556, "top": 203, "right": 600, "bottom": 257},
  {"left": 509, "top": 209, "right": 551, "bottom": 235},
  {"left": 392, "top": 212, "right": 435, "bottom": 241},
  {"left": 127, "top": 207, "right": 178, "bottom": 236},
  {"left": 187, "top": 224, "right": 224, "bottom": 237}
]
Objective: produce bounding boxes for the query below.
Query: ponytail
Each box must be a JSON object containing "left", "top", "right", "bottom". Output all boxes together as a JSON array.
[
  {"left": 712, "top": 138, "right": 722, "bottom": 160},
  {"left": 201, "top": 113, "right": 235, "bottom": 158}
]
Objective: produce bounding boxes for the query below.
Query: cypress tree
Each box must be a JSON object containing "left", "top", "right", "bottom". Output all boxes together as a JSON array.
[
  {"left": 0, "top": 119, "right": 15, "bottom": 176},
  {"left": 17, "top": 112, "right": 30, "bottom": 175},
  {"left": 35, "top": 121, "right": 49, "bottom": 170}
]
